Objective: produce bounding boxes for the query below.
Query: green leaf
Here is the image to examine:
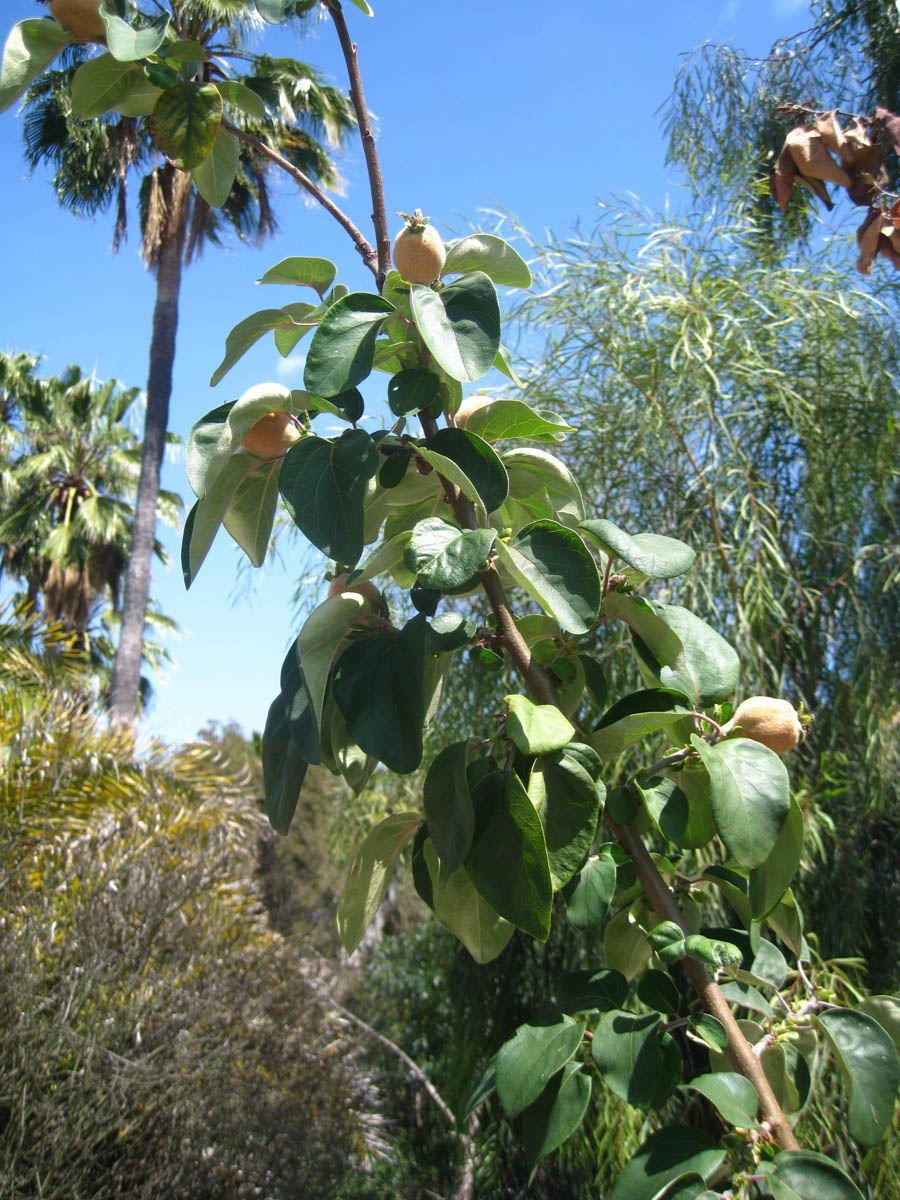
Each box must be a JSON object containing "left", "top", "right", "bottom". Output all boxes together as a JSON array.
[
  {"left": 210, "top": 309, "right": 301, "bottom": 385},
  {"left": 719, "top": 980, "right": 774, "bottom": 1020},
  {"left": 531, "top": 744, "right": 604, "bottom": 889},
  {"left": 214, "top": 78, "right": 266, "bottom": 119},
  {"left": 608, "top": 1126, "right": 726, "bottom": 1200},
  {"left": 101, "top": 9, "right": 169, "bottom": 60},
  {"left": 255, "top": 0, "right": 295, "bottom": 20},
  {"left": 637, "top": 970, "right": 680, "bottom": 1015},
  {"left": 329, "top": 702, "right": 377, "bottom": 796},
  {"left": 592, "top": 1010, "right": 661, "bottom": 1106},
  {"left": 635, "top": 775, "right": 689, "bottom": 843},
  {"left": 113, "top": 72, "right": 162, "bottom": 116},
  {"left": 387, "top": 368, "right": 441, "bottom": 417},
  {"left": 691, "top": 736, "right": 791, "bottom": 869},
  {"left": 502, "top": 447, "right": 585, "bottom": 527},
  {"left": 191, "top": 126, "right": 239, "bottom": 208},
  {"left": 163, "top": 39, "right": 207, "bottom": 63},
  {"left": 673, "top": 762, "right": 716, "bottom": 849},
  {"left": 443, "top": 233, "right": 532, "bottom": 287},
  {"left": 565, "top": 851, "right": 617, "bottom": 930},
  {"left": 185, "top": 401, "right": 233, "bottom": 497},
  {"left": 420, "top": 427, "right": 509, "bottom": 514},
  {"left": 256, "top": 256, "right": 337, "bottom": 296},
  {"left": 769, "top": 1150, "right": 866, "bottom": 1200},
  {"left": 461, "top": 398, "right": 573, "bottom": 444},
  {"left": 297, "top": 593, "right": 367, "bottom": 731},
  {"left": 683, "top": 1072, "right": 762, "bottom": 1129},
  {"left": 495, "top": 520, "right": 601, "bottom": 634},
  {"left": 221, "top": 456, "right": 281, "bottom": 567},
  {"left": 506, "top": 694, "right": 575, "bottom": 755},
  {"left": 346, "top": 0, "right": 375, "bottom": 13},
  {"left": 689, "top": 1013, "right": 729, "bottom": 1051},
  {"left": 462, "top": 1054, "right": 497, "bottom": 1120},
  {"left": 647, "top": 920, "right": 686, "bottom": 963},
  {"left": 261, "top": 694, "right": 308, "bottom": 835},
  {"left": 816, "top": 1008, "right": 900, "bottom": 1145},
  {"left": 181, "top": 451, "right": 279, "bottom": 585},
  {"left": 493, "top": 343, "right": 524, "bottom": 387},
  {"left": 303, "top": 291, "right": 393, "bottom": 396},
  {"left": 410, "top": 271, "right": 501, "bottom": 383},
  {"left": 466, "top": 770, "right": 552, "bottom": 940},
  {"left": 604, "top": 907, "right": 653, "bottom": 981},
  {"left": 404, "top": 517, "right": 494, "bottom": 591},
  {"left": 191, "top": 382, "right": 293, "bottom": 498},
  {"left": 650, "top": 1175, "right": 710, "bottom": 1200},
  {"left": 749, "top": 796, "right": 804, "bottom": 918},
  {"left": 70, "top": 54, "right": 142, "bottom": 117},
  {"left": 424, "top": 841, "right": 514, "bottom": 963},
  {"left": 279, "top": 429, "right": 380, "bottom": 565},
  {"left": 522, "top": 1063, "right": 591, "bottom": 1170},
  {"left": 150, "top": 82, "right": 223, "bottom": 171},
  {"left": 495, "top": 1016, "right": 585, "bottom": 1118},
  {"left": 423, "top": 741, "right": 474, "bottom": 873},
  {"left": 0, "top": 20, "right": 71, "bottom": 116},
  {"left": 337, "top": 812, "right": 421, "bottom": 954},
  {"left": 332, "top": 616, "right": 427, "bottom": 774},
  {"left": 581, "top": 518, "right": 696, "bottom": 579},
  {"left": 590, "top": 688, "right": 690, "bottom": 759},
  {"left": 684, "top": 933, "right": 743, "bottom": 969},
  {"left": 557, "top": 968, "right": 628, "bottom": 1015},
  {"left": 858, "top": 997, "right": 900, "bottom": 1054},
  {"left": 278, "top": 644, "right": 319, "bottom": 765},
  {"left": 426, "top": 611, "right": 476, "bottom": 653}
]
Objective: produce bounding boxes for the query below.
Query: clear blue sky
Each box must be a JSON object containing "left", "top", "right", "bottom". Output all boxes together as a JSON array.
[{"left": 0, "top": 0, "right": 810, "bottom": 744}]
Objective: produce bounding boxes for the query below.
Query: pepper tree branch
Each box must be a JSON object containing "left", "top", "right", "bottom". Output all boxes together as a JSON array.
[
  {"left": 325, "top": 1, "right": 392, "bottom": 289},
  {"left": 223, "top": 119, "right": 378, "bottom": 278}
]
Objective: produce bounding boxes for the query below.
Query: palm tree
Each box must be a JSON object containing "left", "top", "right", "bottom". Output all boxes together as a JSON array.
[{"left": 21, "top": 2, "right": 357, "bottom": 724}]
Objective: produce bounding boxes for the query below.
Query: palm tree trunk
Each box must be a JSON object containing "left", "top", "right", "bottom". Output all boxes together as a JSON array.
[{"left": 109, "top": 167, "right": 191, "bottom": 725}]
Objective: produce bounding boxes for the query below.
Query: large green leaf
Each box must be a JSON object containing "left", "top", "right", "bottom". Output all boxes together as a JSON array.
[
  {"left": 495, "top": 520, "right": 601, "bottom": 634},
  {"left": 423, "top": 741, "right": 474, "bottom": 873},
  {"left": 261, "top": 694, "right": 308, "bottom": 835},
  {"left": 150, "top": 82, "right": 223, "bottom": 171},
  {"left": 191, "top": 126, "right": 239, "bottom": 208},
  {"left": 279, "top": 430, "right": 380, "bottom": 565},
  {"left": 691, "top": 736, "right": 791, "bottom": 868},
  {"left": 421, "top": 839, "right": 514, "bottom": 963},
  {"left": 185, "top": 401, "right": 234, "bottom": 497},
  {"left": 501, "top": 447, "right": 585, "bottom": 527},
  {"left": 462, "top": 398, "right": 573, "bottom": 444},
  {"left": 404, "top": 517, "right": 494, "bottom": 591},
  {"left": 101, "top": 9, "right": 169, "bottom": 60},
  {"left": 71, "top": 54, "right": 142, "bottom": 117},
  {"left": 278, "top": 643, "right": 320, "bottom": 765},
  {"left": 466, "top": 770, "right": 552, "bottom": 940},
  {"left": 0, "top": 20, "right": 72, "bottom": 115},
  {"left": 210, "top": 309, "right": 301, "bottom": 386},
  {"left": 296, "top": 592, "right": 367, "bottom": 730},
  {"left": 590, "top": 688, "right": 690, "bottom": 759},
  {"left": 522, "top": 1063, "right": 591, "bottom": 1170},
  {"left": 495, "top": 1016, "right": 585, "bottom": 1117},
  {"left": 506, "top": 694, "right": 575, "bottom": 755},
  {"left": 419, "top": 427, "right": 509, "bottom": 514},
  {"left": 565, "top": 850, "right": 617, "bottom": 930},
  {"left": 581, "top": 518, "right": 696, "bottom": 579},
  {"left": 214, "top": 78, "right": 266, "bottom": 120},
  {"left": 442, "top": 233, "right": 532, "bottom": 287},
  {"left": 816, "top": 1008, "right": 900, "bottom": 1145},
  {"left": 608, "top": 1127, "right": 726, "bottom": 1200},
  {"left": 387, "top": 368, "right": 441, "bottom": 417},
  {"left": 604, "top": 592, "right": 739, "bottom": 705},
  {"left": 749, "top": 796, "right": 804, "bottom": 918},
  {"left": 181, "top": 451, "right": 280, "bottom": 585},
  {"left": 767, "top": 1150, "right": 866, "bottom": 1199},
  {"left": 257, "top": 256, "right": 337, "bottom": 296},
  {"left": 682, "top": 1072, "right": 762, "bottom": 1129},
  {"left": 304, "top": 292, "right": 393, "bottom": 397},
  {"left": 858, "top": 997, "right": 900, "bottom": 1054},
  {"left": 410, "top": 271, "right": 501, "bottom": 383},
  {"left": 337, "top": 812, "right": 421, "bottom": 954},
  {"left": 192, "top": 382, "right": 293, "bottom": 498},
  {"left": 530, "top": 744, "right": 603, "bottom": 889},
  {"left": 592, "top": 1010, "right": 662, "bottom": 1106},
  {"left": 604, "top": 906, "right": 653, "bottom": 981},
  {"left": 557, "top": 967, "right": 628, "bottom": 1014},
  {"left": 635, "top": 775, "right": 689, "bottom": 843},
  {"left": 221, "top": 456, "right": 281, "bottom": 567}
]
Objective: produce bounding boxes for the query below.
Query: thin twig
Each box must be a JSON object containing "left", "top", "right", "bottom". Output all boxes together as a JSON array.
[
  {"left": 326, "top": 2, "right": 392, "bottom": 289},
  {"left": 222, "top": 119, "right": 378, "bottom": 277}
]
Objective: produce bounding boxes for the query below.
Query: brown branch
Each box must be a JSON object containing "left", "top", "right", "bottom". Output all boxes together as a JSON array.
[
  {"left": 222, "top": 119, "right": 378, "bottom": 277},
  {"left": 326, "top": 2, "right": 392, "bottom": 290}
]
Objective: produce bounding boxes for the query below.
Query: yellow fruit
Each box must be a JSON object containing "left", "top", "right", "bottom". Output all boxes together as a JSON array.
[
  {"left": 327, "top": 572, "right": 382, "bottom": 607},
  {"left": 393, "top": 210, "right": 446, "bottom": 284},
  {"left": 455, "top": 394, "right": 493, "bottom": 429},
  {"left": 240, "top": 411, "right": 300, "bottom": 458},
  {"left": 722, "top": 697, "right": 803, "bottom": 754},
  {"left": 49, "top": 0, "right": 106, "bottom": 38}
]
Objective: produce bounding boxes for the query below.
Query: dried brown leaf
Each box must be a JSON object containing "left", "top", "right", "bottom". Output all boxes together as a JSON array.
[
  {"left": 890, "top": 198, "right": 900, "bottom": 231},
  {"left": 769, "top": 145, "right": 796, "bottom": 212},
  {"left": 795, "top": 171, "right": 834, "bottom": 210},
  {"left": 815, "top": 111, "right": 849, "bottom": 159},
  {"left": 856, "top": 208, "right": 882, "bottom": 275},
  {"left": 874, "top": 106, "right": 900, "bottom": 156},
  {"left": 786, "top": 125, "right": 852, "bottom": 186}
]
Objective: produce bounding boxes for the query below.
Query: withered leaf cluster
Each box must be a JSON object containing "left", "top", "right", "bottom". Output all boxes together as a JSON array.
[{"left": 770, "top": 108, "right": 900, "bottom": 274}]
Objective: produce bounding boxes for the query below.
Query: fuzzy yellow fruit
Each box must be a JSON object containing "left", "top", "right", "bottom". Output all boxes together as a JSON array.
[
  {"left": 455, "top": 394, "right": 493, "bottom": 429},
  {"left": 393, "top": 211, "right": 446, "bottom": 284},
  {"left": 723, "top": 697, "right": 803, "bottom": 754},
  {"left": 327, "top": 572, "right": 382, "bottom": 607},
  {"left": 49, "top": 0, "right": 106, "bottom": 38},
  {"left": 240, "top": 411, "right": 299, "bottom": 458}
]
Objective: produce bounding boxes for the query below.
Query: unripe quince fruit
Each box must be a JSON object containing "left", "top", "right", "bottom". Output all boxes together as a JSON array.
[
  {"left": 49, "top": 0, "right": 106, "bottom": 38},
  {"left": 393, "top": 210, "right": 446, "bottom": 284},
  {"left": 327, "top": 572, "right": 382, "bottom": 608},
  {"left": 722, "top": 696, "right": 803, "bottom": 754},
  {"left": 240, "top": 411, "right": 299, "bottom": 458},
  {"left": 455, "top": 394, "right": 493, "bottom": 429}
]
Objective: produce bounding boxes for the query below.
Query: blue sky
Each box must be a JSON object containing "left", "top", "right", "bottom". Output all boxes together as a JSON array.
[{"left": 0, "top": 1, "right": 810, "bottom": 744}]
